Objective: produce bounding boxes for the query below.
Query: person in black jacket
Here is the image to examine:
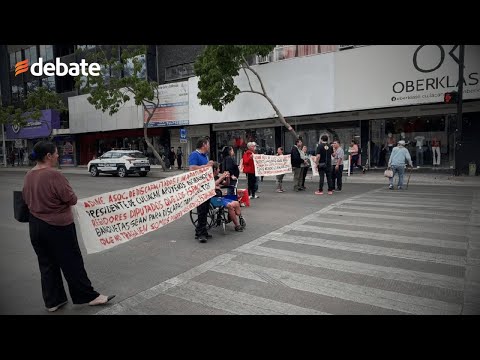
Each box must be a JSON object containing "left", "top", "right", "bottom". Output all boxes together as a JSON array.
[
  {"left": 219, "top": 146, "right": 240, "bottom": 195},
  {"left": 291, "top": 139, "right": 305, "bottom": 191},
  {"left": 315, "top": 135, "right": 334, "bottom": 195}
]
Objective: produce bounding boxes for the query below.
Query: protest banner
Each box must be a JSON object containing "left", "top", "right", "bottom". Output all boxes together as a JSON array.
[
  {"left": 310, "top": 155, "right": 319, "bottom": 177},
  {"left": 253, "top": 154, "right": 292, "bottom": 177},
  {"left": 74, "top": 167, "right": 215, "bottom": 254}
]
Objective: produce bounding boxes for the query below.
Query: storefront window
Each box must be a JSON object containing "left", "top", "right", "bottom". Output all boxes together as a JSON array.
[
  {"left": 369, "top": 115, "right": 453, "bottom": 169},
  {"left": 216, "top": 127, "right": 276, "bottom": 164},
  {"left": 284, "top": 122, "right": 360, "bottom": 156}
]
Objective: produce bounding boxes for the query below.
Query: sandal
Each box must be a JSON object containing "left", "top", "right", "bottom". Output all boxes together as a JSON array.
[{"left": 235, "top": 225, "right": 243, "bottom": 232}]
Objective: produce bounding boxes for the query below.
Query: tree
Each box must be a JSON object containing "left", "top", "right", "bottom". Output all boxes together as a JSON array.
[
  {"left": 0, "top": 87, "right": 67, "bottom": 138},
  {"left": 194, "top": 45, "right": 298, "bottom": 139},
  {"left": 76, "top": 45, "right": 168, "bottom": 171}
]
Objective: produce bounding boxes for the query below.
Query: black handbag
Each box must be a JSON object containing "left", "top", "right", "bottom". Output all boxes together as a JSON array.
[{"left": 13, "top": 191, "right": 30, "bottom": 223}]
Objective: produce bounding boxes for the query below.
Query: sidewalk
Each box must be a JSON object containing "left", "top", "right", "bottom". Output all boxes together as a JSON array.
[{"left": 2, "top": 165, "right": 480, "bottom": 187}]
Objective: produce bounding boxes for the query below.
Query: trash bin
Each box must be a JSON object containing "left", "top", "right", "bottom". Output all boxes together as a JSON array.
[{"left": 469, "top": 162, "right": 477, "bottom": 176}]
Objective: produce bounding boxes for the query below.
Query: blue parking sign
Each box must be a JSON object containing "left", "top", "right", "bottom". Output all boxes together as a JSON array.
[{"left": 180, "top": 129, "right": 187, "bottom": 139}]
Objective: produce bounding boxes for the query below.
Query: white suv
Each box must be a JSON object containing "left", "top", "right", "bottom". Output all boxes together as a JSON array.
[{"left": 87, "top": 150, "right": 150, "bottom": 177}]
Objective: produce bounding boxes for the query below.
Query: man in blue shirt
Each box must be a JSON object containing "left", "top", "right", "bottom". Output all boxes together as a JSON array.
[{"left": 189, "top": 137, "right": 214, "bottom": 243}]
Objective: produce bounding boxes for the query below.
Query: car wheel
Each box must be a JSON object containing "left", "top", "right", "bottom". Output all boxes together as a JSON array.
[
  {"left": 117, "top": 166, "right": 127, "bottom": 178},
  {"left": 90, "top": 166, "right": 99, "bottom": 177},
  {"left": 139, "top": 171, "right": 148, "bottom": 177}
]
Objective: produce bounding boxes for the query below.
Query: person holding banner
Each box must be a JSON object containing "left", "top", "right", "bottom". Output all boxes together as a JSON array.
[
  {"left": 22, "top": 141, "right": 115, "bottom": 312},
  {"left": 275, "top": 147, "right": 286, "bottom": 192},
  {"left": 212, "top": 163, "right": 245, "bottom": 232},
  {"left": 242, "top": 142, "right": 258, "bottom": 199},
  {"left": 189, "top": 137, "right": 215, "bottom": 243},
  {"left": 219, "top": 146, "right": 239, "bottom": 195}
]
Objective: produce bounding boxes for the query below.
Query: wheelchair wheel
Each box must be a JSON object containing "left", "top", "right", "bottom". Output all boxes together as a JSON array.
[{"left": 189, "top": 203, "right": 215, "bottom": 230}]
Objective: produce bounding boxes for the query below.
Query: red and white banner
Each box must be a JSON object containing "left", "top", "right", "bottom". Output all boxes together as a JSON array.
[
  {"left": 310, "top": 155, "right": 319, "bottom": 177},
  {"left": 74, "top": 167, "right": 215, "bottom": 254},
  {"left": 253, "top": 154, "right": 292, "bottom": 176}
]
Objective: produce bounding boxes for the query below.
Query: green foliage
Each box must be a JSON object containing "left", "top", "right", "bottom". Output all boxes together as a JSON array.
[
  {"left": 76, "top": 45, "right": 157, "bottom": 116},
  {"left": 0, "top": 87, "right": 66, "bottom": 128},
  {"left": 194, "top": 45, "right": 274, "bottom": 111}
]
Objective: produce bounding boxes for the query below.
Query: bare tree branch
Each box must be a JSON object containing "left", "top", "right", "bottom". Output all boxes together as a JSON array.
[
  {"left": 243, "top": 62, "right": 267, "bottom": 96},
  {"left": 241, "top": 57, "right": 254, "bottom": 92}
]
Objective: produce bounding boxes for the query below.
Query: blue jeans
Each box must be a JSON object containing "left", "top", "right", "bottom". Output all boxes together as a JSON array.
[
  {"left": 416, "top": 147, "right": 423, "bottom": 166},
  {"left": 389, "top": 165, "right": 405, "bottom": 188}
]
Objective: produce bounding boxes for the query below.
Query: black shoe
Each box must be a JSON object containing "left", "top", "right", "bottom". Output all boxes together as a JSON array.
[
  {"left": 195, "top": 234, "right": 212, "bottom": 240},
  {"left": 235, "top": 225, "right": 243, "bottom": 232},
  {"left": 336, "top": 188, "right": 342, "bottom": 192},
  {"left": 197, "top": 235, "right": 207, "bottom": 243}
]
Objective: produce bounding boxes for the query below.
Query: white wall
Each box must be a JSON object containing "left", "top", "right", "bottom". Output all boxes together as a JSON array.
[
  {"left": 188, "top": 53, "right": 335, "bottom": 125},
  {"left": 68, "top": 93, "right": 144, "bottom": 134},
  {"left": 189, "top": 45, "right": 480, "bottom": 125},
  {"left": 334, "top": 45, "right": 480, "bottom": 111}
]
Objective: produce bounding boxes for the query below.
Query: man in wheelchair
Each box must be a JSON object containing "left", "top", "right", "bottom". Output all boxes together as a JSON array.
[{"left": 212, "top": 162, "right": 246, "bottom": 232}]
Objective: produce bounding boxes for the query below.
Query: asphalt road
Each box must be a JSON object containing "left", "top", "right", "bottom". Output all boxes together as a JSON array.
[{"left": 1, "top": 170, "right": 478, "bottom": 315}]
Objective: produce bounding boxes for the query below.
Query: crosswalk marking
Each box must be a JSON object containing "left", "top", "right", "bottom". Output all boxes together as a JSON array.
[
  {"left": 167, "top": 281, "right": 329, "bottom": 315},
  {"left": 325, "top": 210, "right": 469, "bottom": 225},
  {"left": 305, "top": 217, "right": 468, "bottom": 239},
  {"left": 96, "top": 187, "right": 472, "bottom": 315},
  {"left": 233, "top": 246, "right": 465, "bottom": 291},
  {"left": 263, "top": 233, "right": 466, "bottom": 266},
  {"left": 210, "top": 261, "right": 461, "bottom": 315},
  {"left": 286, "top": 223, "right": 467, "bottom": 250}
]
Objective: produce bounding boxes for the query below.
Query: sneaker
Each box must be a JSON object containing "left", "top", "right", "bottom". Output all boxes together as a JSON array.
[
  {"left": 254, "top": 195, "right": 259, "bottom": 199},
  {"left": 327, "top": 191, "right": 333, "bottom": 195},
  {"left": 197, "top": 235, "right": 207, "bottom": 243},
  {"left": 389, "top": 185, "right": 394, "bottom": 190},
  {"left": 314, "top": 191, "right": 324, "bottom": 195},
  {"left": 336, "top": 188, "right": 342, "bottom": 192},
  {"left": 235, "top": 225, "right": 244, "bottom": 232},
  {"left": 47, "top": 300, "right": 68, "bottom": 312},
  {"left": 276, "top": 189, "right": 283, "bottom": 193},
  {"left": 249, "top": 195, "right": 253, "bottom": 199}
]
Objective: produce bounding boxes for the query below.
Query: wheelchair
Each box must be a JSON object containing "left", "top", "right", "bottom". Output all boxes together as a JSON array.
[{"left": 189, "top": 182, "right": 246, "bottom": 234}]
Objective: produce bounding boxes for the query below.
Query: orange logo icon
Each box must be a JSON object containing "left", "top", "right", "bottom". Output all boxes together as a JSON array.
[{"left": 15, "top": 59, "right": 29, "bottom": 76}]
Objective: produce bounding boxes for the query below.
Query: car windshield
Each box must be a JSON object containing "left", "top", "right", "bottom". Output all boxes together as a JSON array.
[{"left": 126, "top": 152, "right": 146, "bottom": 158}]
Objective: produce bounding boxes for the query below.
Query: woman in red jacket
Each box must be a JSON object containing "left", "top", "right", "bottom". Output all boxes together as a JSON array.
[{"left": 242, "top": 142, "right": 258, "bottom": 199}]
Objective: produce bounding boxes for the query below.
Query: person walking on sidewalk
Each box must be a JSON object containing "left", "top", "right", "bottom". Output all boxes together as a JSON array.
[
  {"left": 22, "top": 141, "right": 115, "bottom": 312},
  {"left": 331, "top": 140, "right": 344, "bottom": 191},
  {"left": 242, "top": 142, "right": 258, "bottom": 199},
  {"left": 388, "top": 140, "right": 413, "bottom": 190},
  {"left": 315, "top": 135, "right": 334, "bottom": 195},
  {"left": 189, "top": 137, "right": 214, "bottom": 243},
  {"left": 275, "top": 147, "right": 286, "bottom": 192}
]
